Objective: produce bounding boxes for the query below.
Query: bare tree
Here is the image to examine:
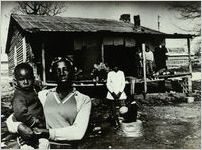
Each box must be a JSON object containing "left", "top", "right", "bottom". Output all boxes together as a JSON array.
[
  {"left": 169, "top": 1, "right": 201, "bottom": 36},
  {"left": 12, "top": 1, "right": 66, "bottom": 16},
  {"left": 169, "top": 2, "right": 201, "bottom": 55},
  {"left": 170, "top": 2, "right": 200, "bottom": 20}
]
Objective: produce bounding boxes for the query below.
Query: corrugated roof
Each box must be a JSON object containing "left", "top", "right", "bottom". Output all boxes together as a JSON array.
[
  {"left": 6, "top": 14, "right": 193, "bottom": 53},
  {"left": 11, "top": 14, "right": 165, "bottom": 34}
]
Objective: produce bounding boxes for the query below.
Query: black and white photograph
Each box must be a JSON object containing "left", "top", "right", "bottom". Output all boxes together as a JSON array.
[{"left": 1, "top": 1, "right": 201, "bottom": 149}]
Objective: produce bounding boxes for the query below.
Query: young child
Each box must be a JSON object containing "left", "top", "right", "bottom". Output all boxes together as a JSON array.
[
  {"left": 12, "top": 63, "right": 49, "bottom": 149},
  {"left": 106, "top": 65, "right": 127, "bottom": 127}
]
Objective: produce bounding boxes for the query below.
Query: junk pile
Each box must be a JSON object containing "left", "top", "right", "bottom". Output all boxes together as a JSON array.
[{"left": 134, "top": 93, "right": 187, "bottom": 106}]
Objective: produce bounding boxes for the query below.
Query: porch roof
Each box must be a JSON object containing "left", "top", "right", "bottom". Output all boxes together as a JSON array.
[
  {"left": 11, "top": 14, "right": 165, "bottom": 34},
  {"left": 6, "top": 14, "right": 193, "bottom": 53}
]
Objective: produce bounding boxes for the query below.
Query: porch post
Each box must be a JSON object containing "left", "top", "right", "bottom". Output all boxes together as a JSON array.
[
  {"left": 42, "top": 43, "right": 46, "bottom": 84},
  {"left": 142, "top": 43, "right": 147, "bottom": 96},
  {"left": 187, "top": 38, "right": 192, "bottom": 75},
  {"left": 187, "top": 38, "right": 192, "bottom": 93},
  {"left": 101, "top": 41, "right": 104, "bottom": 63}
]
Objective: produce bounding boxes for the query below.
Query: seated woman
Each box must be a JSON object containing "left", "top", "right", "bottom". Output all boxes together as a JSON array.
[{"left": 6, "top": 57, "right": 92, "bottom": 149}]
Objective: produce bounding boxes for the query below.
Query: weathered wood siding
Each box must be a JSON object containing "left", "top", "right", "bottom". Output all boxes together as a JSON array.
[
  {"left": 16, "top": 37, "right": 23, "bottom": 63},
  {"left": 26, "top": 41, "right": 32, "bottom": 62},
  {"left": 8, "top": 28, "right": 24, "bottom": 76},
  {"left": 7, "top": 27, "right": 33, "bottom": 77}
]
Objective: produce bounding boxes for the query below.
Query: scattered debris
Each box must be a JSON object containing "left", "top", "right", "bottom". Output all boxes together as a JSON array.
[
  {"left": 1, "top": 142, "right": 7, "bottom": 148},
  {"left": 108, "top": 146, "right": 112, "bottom": 149}
]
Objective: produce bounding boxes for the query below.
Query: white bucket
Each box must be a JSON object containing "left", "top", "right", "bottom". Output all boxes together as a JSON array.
[
  {"left": 187, "top": 97, "right": 194, "bottom": 103},
  {"left": 120, "top": 120, "right": 143, "bottom": 137}
]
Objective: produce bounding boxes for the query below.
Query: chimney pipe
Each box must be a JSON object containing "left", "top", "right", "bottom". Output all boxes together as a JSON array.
[
  {"left": 134, "top": 15, "right": 140, "bottom": 26},
  {"left": 119, "top": 14, "right": 131, "bottom": 23}
]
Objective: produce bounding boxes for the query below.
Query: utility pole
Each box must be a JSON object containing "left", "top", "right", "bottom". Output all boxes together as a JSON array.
[{"left": 158, "top": 15, "right": 160, "bottom": 31}]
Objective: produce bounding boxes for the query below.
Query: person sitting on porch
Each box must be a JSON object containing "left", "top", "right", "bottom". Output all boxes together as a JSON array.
[
  {"left": 106, "top": 64, "right": 127, "bottom": 127},
  {"left": 154, "top": 44, "right": 168, "bottom": 72},
  {"left": 92, "top": 62, "right": 109, "bottom": 81},
  {"left": 6, "top": 57, "right": 92, "bottom": 149},
  {"left": 145, "top": 46, "right": 154, "bottom": 79}
]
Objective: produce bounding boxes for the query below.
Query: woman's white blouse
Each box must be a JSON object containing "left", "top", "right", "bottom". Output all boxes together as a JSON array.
[{"left": 106, "top": 70, "right": 127, "bottom": 100}]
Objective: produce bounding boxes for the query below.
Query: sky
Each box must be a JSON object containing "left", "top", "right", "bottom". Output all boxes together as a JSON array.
[{"left": 1, "top": 1, "right": 200, "bottom": 61}]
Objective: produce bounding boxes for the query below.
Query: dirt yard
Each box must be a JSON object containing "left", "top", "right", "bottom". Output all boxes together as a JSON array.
[
  {"left": 1, "top": 75, "right": 201, "bottom": 149},
  {"left": 78, "top": 97, "right": 201, "bottom": 149}
]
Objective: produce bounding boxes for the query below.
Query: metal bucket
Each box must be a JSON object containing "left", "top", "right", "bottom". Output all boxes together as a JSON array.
[
  {"left": 187, "top": 97, "right": 194, "bottom": 103},
  {"left": 119, "top": 120, "right": 143, "bottom": 137}
]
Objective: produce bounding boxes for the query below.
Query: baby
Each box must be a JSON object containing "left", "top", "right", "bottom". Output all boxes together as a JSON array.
[{"left": 12, "top": 63, "right": 49, "bottom": 149}]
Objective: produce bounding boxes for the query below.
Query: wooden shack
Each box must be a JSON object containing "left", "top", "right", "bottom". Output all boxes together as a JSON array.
[{"left": 5, "top": 14, "right": 193, "bottom": 94}]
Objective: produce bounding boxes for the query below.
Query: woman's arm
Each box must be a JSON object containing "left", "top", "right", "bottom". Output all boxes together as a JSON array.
[
  {"left": 106, "top": 72, "right": 114, "bottom": 93},
  {"left": 6, "top": 114, "right": 41, "bottom": 141},
  {"left": 49, "top": 94, "right": 91, "bottom": 141},
  {"left": 119, "top": 71, "right": 126, "bottom": 93},
  {"left": 7, "top": 89, "right": 50, "bottom": 133},
  {"left": 6, "top": 114, "right": 21, "bottom": 133}
]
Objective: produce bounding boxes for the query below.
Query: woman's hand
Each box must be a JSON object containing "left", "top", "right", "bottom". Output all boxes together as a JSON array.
[
  {"left": 17, "top": 136, "right": 27, "bottom": 146},
  {"left": 33, "top": 127, "right": 50, "bottom": 138},
  {"left": 33, "top": 127, "right": 43, "bottom": 135},
  {"left": 17, "top": 124, "right": 34, "bottom": 140}
]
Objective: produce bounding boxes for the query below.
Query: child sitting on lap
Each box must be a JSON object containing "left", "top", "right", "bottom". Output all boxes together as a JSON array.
[{"left": 12, "top": 63, "right": 49, "bottom": 149}]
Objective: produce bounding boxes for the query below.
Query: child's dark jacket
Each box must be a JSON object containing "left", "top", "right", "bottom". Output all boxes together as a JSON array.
[{"left": 12, "top": 88, "right": 45, "bottom": 127}]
